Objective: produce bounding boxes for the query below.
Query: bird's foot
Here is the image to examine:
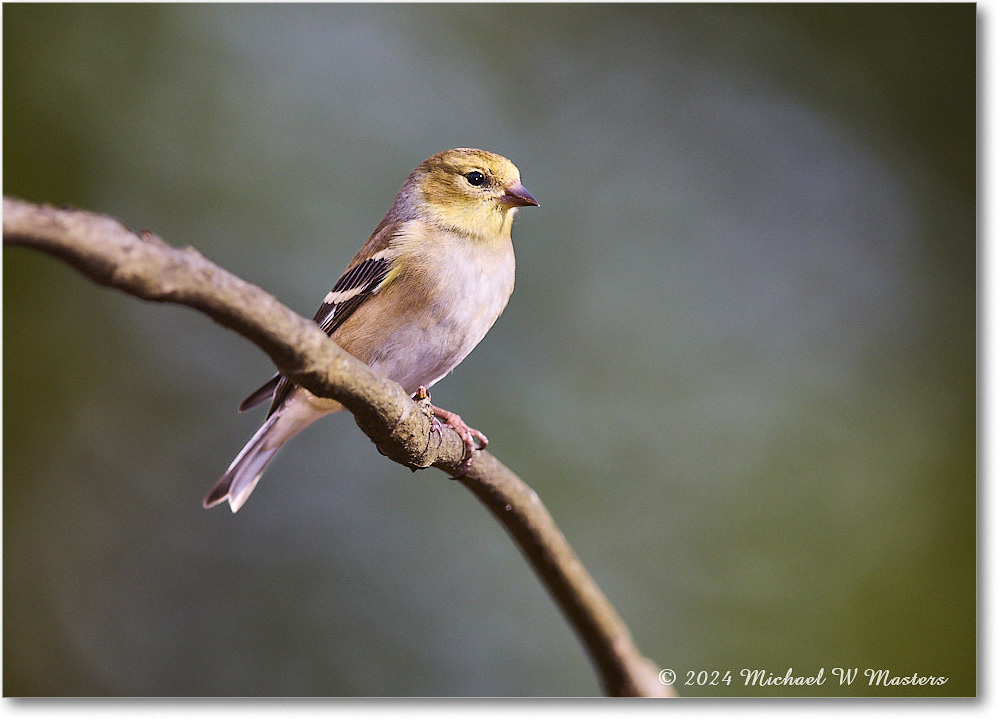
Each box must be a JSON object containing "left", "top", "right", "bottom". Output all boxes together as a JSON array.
[{"left": 415, "top": 386, "right": 488, "bottom": 477}]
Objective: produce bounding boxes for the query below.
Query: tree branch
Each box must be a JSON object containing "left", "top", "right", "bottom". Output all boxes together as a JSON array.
[{"left": 3, "top": 196, "right": 674, "bottom": 697}]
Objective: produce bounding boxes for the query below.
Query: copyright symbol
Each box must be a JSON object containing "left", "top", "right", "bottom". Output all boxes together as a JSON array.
[{"left": 658, "top": 668, "right": 676, "bottom": 685}]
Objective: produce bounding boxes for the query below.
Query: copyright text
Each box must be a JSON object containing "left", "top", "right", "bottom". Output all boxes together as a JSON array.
[{"left": 658, "top": 667, "right": 950, "bottom": 689}]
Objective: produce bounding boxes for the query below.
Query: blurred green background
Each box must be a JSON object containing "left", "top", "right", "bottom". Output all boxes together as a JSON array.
[{"left": 3, "top": 3, "right": 975, "bottom": 697}]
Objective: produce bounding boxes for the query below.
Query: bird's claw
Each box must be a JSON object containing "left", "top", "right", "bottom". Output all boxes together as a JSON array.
[
  {"left": 414, "top": 387, "right": 487, "bottom": 478},
  {"left": 434, "top": 406, "right": 488, "bottom": 478}
]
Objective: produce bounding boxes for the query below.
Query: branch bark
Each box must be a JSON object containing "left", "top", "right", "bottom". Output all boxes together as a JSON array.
[{"left": 3, "top": 196, "right": 674, "bottom": 697}]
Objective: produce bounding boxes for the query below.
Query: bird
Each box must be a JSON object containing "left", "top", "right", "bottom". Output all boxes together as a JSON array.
[{"left": 203, "top": 148, "right": 538, "bottom": 512}]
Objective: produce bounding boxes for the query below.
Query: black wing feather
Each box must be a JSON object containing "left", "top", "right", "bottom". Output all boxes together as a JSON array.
[{"left": 238, "top": 374, "right": 281, "bottom": 412}]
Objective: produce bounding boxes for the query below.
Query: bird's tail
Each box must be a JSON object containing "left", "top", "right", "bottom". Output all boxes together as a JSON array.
[
  {"left": 203, "top": 414, "right": 285, "bottom": 512},
  {"left": 205, "top": 390, "right": 339, "bottom": 512}
]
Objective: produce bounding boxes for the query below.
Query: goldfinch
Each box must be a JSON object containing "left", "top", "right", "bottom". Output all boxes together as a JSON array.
[{"left": 204, "top": 148, "right": 538, "bottom": 512}]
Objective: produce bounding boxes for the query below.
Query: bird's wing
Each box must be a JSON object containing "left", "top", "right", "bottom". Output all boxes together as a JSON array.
[
  {"left": 312, "top": 253, "right": 394, "bottom": 335},
  {"left": 238, "top": 374, "right": 282, "bottom": 412},
  {"left": 238, "top": 224, "right": 400, "bottom": 416}
]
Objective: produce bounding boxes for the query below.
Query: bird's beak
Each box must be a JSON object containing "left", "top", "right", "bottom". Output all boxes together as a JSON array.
[{"left": 500, "top": 182, "right": 539, "bottom": 208}]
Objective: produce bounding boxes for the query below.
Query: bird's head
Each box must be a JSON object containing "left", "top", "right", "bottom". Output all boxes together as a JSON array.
[{"left": 413, "top": 148, "right": 538, "bottom": 240}]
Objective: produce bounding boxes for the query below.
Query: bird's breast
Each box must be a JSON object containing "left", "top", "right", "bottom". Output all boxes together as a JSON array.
[{"left": 367, "top": 229, "right": 515, "bottom": 394}]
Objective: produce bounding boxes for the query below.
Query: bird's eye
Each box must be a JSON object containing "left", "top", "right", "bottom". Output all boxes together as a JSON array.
[{"left": 465, "top": 170, "right": 486, "bottom": 187}]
